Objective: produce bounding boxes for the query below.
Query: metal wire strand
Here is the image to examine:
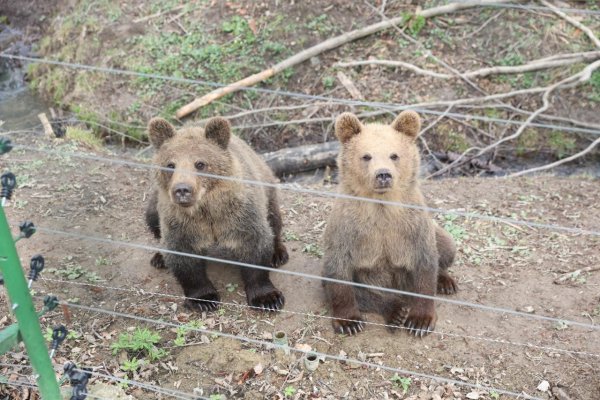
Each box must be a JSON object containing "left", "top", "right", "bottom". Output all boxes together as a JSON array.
[
  {"left": 40, "top": 276, "right": 600, "bottom": 359},
  {"left": 2, "top": 54, "right": 600, "bottom": 137},
  {"left": 13, "top": 143, "right": 600, "bottom": 238},
  {"left": 59, "top": 300, "right": 544, "bottom": 400},
  {"left": 31, "top": 225, "right": 600, "bottom": 331}
]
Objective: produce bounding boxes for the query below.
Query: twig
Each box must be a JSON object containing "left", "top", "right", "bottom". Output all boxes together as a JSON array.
[
  {"left": 540, "top": 0, "right": 600, "bottom": 49},
  {"left": 132, "top": 4, "right": 185, "bottom": 23},
  {"left": 465, "top": 10, "right": 505, "bottom": 38},
  {"left": 175, "top": 0, "right": 515, "bottom": 118},
  {"left": 554, "top": 266, "right": 600, "bottom": 284},
  {"left": 335, "top": 51, "right": 600, "bottom": 79},
  {"left": 473, "top": 60, "right": 600, "bottom": 161},
  {"left": 508, "top": 135, "right": 600, "bottom": 178}
]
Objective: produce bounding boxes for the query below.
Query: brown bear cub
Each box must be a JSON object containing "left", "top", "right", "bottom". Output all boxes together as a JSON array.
[
  {"left": 323, "top": 111, "right": 457, "bottom": 337},
  {"left": 145, "top": 117, "right": 289, "bottom": 312}
]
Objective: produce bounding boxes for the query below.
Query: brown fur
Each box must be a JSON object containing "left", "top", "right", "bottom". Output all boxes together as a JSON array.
[
  {"left": 145, "top": 117, "right": 288, "bottom": 312},
  {"left": 323, "top": 111, "right": 457, "bottom": 337}
]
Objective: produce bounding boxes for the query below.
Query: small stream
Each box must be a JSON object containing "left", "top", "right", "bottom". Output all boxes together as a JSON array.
[
  {"left": 0, "top": 25, "right": 49, "bottom": 131},
  {"left": 1, "top": 24, "right": 598, "bottom": 180}
]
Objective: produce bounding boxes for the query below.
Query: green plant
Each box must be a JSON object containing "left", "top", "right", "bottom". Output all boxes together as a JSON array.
[
  {"left": 407, "top": 14, "right": 426, "bottom": 36},
  {"left": 111, "top": 328, "right": 167, "bottom": 361},
  {"left": 120, "top": 357, "right": 142, "bottom": 373},
  {"left": 209, "top": 395, "right": 225, "bottom": 400},
  {"left": 490, "top": 390, "right": 500, "bottom": 399},
  {"left": 226, "top": 282, "right": 238, "bottom": 293},
  {"left": 302, "top": 243, "right": 324, "bottom": 258},
  {"left": 284, "top": 231, "right": 300, "bottom": 241},
  {"left": 174, "top": 320, "right": 206, "bottom": 347},
  {"left": 548, "top": 131, "right": 576, "bottom": 159},
  {"left": 283, "top": 385, "right": 297, "bottom": 397},
  {"left": 442, "top": 215, "right": 467, "bottom": 243},
  {"left": 322, "top": 76, "right": 335, "bottom": 89},
  {"left": 390, "top": 374, "right": 411, "bottom": 394}
]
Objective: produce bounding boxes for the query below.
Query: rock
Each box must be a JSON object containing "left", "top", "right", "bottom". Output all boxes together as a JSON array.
[
  {"left": 88, "top": 382, "right": 134, "bottom": 399},
  {"left": 466, "top": 392, "right": 480, "bottom": 399},
  {"left": 537, "top": 380, "right": 550, "bottom": 392}
]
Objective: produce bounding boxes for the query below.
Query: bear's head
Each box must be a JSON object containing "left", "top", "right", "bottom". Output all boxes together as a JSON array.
[
  {"left": 148, "top": 117, "right": 233, "bottom": 208},
  {"left": 334, "top": 110, "right": 422, "bottom": 197}
]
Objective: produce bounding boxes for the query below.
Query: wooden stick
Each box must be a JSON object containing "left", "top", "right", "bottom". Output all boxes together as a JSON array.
[
  {"left": 554, "top": 266, "right": 600, "bottom": 284},
  {"left": 37, "top": 113, "right": 54, "bottom": 138},
  {"left": 335, "top": 51, "right": 600, "bottom": 79},
  {"left": 540, "top": 0, "right": 600, "bottom": 49},
  {"left": 175, "top": 0, "right": 515, "bottom": 118}
]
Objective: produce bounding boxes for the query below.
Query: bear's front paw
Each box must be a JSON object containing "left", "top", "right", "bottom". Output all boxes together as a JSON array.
[
  {"left": 184, "top": 292, "right": 221, "bottom": 312},
  {"left": 404, "top": 304, "right": 437, "bottom": 338},
  {"left": 271, "top": 242, "right": 289, "bottom": 268},
  {"left": 150, "top": 253, "right": 167, "bottom": 269},
  {"left": 332, "top": 315, "right": 365, "bottom": 336},
  {"left": 249, "top": 288, "right": 285, "bottom": 312},
  {"left": 437, "top": 271, "right": 457, "bottom": 295}
]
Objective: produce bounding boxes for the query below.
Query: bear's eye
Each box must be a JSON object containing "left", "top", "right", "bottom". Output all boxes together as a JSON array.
[
  {"left": 165, "top": 162, "right": 175, "bottom": 170},
  {"left": 195, "top": 161, "right": 206, "bottom": 171},
  {"left": 390, "top": 153, "right": 399, "bottom": 161},
  {"left": 362, "top": 154, "right": 372, "bottom": 161}
]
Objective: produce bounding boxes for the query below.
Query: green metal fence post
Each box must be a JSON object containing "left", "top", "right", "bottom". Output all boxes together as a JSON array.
[{"left": 0, "top": 206, "right": 61, "bottom": 399}]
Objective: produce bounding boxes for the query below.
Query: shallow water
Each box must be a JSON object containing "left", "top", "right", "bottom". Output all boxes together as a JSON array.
[{"left": 0, "top": 25, "right": 49, "bottom": 131}]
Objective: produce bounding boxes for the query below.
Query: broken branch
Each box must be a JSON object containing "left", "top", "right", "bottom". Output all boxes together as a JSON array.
[
  {"left": 175, "top": 0, "right": 515, "bottom": 118},
  {"left": 335, "top": 51, "right": 600, "bottom": 80}
]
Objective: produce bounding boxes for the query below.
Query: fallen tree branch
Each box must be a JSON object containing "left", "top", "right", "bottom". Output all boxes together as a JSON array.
[
  {"left": 175, "top": 0, "right": 515, "bottom": 118},
  {"left": 262, "top": 141, "right": 340, "bottom": 176},
  {"left": 508, "top": 135, "right": 600, "bottom": 178},
  {"left": 554, "top": 266, "right": 600, "bottom": 284},
  {"left": 540, "top": 0, "right": 600, "bottom": 49},
  {"left": 472, "top": 60, "right": 600, "bottom": 161},
  {"left": 335, "top": 51, "right": 600, "bottom": 79}
]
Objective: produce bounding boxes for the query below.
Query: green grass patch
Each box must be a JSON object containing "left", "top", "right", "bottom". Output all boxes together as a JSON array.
[{"left": 66, "top": 126, "right": 103, "bottom": 150}]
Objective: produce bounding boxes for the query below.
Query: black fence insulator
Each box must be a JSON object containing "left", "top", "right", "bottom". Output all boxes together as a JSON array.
[
  {"left": 50, "top": 325, "right": 68, "bottom": 358},
  {"left": 43, "top": 295, "right": 59, "bottom": 311},
  {"left": 18, "top": 221, "right": 36, "bottom": 238},
  {"left": 0, "top": 137, "right": 12, "bottom": 155},
  {"left": 1, "top": 171, "right": 16, "bottom": 201},
  {"left": 28, "top": 254, "right": 45, "bottom": 284},
  {"left": 63, "top": 362, "right": 92, "bottom": 400}
]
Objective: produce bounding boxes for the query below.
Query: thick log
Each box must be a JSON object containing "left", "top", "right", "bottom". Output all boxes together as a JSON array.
[{"left": 263, "top": 141, "right": 340, "bottom": 176}]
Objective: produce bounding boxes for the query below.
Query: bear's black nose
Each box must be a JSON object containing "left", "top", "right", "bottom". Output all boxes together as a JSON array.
[
  {"left": 173, "top": 183, "right": 193, "bottom": 204},
  {"left": 375, "top": 170, "right": 393, "bottom": 187}
]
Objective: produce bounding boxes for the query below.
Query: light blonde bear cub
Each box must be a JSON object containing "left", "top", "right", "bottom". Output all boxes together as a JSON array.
[{"left": 322, "top": 111, "right": 457, "bottom": 337}]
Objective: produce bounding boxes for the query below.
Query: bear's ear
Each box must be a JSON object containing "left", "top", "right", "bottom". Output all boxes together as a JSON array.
[
  {"left": 391, "top": 110, "right": 421, "bottom": 140},
  {"left": 148, "top": 118, "right": 176, "bottom": 149},
  {"left": 204, "top": 117, "right": 231, "bottom": 149},
  {"left": 335, "top": 113, "right": 362, "bottom": 144}
]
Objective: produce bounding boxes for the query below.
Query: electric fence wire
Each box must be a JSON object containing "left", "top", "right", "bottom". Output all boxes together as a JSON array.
[
  {"left": 40, "top": 276, "right": 600, "bottom": 359},
  {"left": 2, "top": 54, "right": 600, "bottom": 137},
  {"left": 0, "top": 362, "right": 204, "bottom": 400},
  {"left": 57, "top": 300, "right": 545, "bottom": 400},
  {"left": 13, "top": 142, "right": 600, "bottom": 238},
  {"left": 32, "top": 225, "right": 600, "bottom": 332}
]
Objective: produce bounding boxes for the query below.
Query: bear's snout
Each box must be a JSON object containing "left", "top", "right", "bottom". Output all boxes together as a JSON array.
[
  {"left": 172, "top": 183, "right": 194, "bottom": 206},
  {"left": 374, "top": 169, "right": 393, "bottom": 190}
]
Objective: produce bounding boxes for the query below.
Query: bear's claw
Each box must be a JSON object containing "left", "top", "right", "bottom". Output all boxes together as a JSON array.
[
  {"left": 403, "top": 307, "right": 436, "bottom": 338},
  {"left": 184, "top": 292, "right": 221, "bottom": 312},
  {"left": 150, "top": 252, "right": 167, "bottom": 269},
  {"left": 437, "top": 273, "right": 458, "bottom": 295},
  {"left": 249, "top": 289, "right": 285, "bottom": 312},
  {"left": 332, "top": 316, "right": 364, "bottom": 336},
  {"left": 386, "top": 306, "right": 410, "bottom": 332}
]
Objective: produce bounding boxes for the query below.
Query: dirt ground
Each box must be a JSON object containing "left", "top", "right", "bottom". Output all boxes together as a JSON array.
[{"left": 0, "top": 133, "right": 599, "bottom": 400}]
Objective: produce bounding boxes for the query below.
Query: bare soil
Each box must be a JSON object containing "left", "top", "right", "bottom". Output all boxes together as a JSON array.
[{"left": 1, "top": 134, "right": 599, "bottom": 399}]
